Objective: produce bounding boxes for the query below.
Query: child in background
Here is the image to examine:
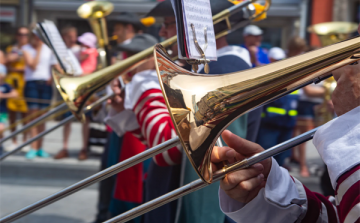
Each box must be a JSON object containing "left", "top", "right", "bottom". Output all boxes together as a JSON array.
[
  {"left": 73, "top": 32, "right": 98, "bottom": 160},
  {"left": 77, "top": 32, "right": 98, "bottom": 75},
  {"left": 0, "top": 66, "right": 18, "bottom": 154}
]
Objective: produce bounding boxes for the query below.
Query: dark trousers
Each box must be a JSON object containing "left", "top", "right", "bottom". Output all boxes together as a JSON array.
[
  {"left": 143, "top": 162, "right": 181, "bottom": 223},
  {"left": 256, "top": 124, "right": 294, "bottom": 166},
  {"left": 94, "top": 132, "right": 116, "bottom": 223},
  {"left": 246, "top": 107, "right": 263, "bottom": 142}
]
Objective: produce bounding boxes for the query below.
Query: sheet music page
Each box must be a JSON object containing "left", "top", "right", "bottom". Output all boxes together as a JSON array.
[
  {"left": 182, "top": 0, "right": 217, "bottom": 60},
  {"left": 42, "top": 20, "right": 83, "bottom": 75}
]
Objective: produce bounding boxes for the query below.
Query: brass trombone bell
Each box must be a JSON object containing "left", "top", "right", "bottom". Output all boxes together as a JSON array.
[
  {"left": 77, "top": 1, "right": 114, "bottom": 19},
  {"left": 154, "top": 36, "right": 360, "bottom": 183},
  {"left": 308, "top": 22, "right": 358, "bottom": 46}
]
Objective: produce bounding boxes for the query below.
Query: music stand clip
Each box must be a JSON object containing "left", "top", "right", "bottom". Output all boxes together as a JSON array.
[{"left": 186, "top": 23, "right": 210, "bottom": 74}]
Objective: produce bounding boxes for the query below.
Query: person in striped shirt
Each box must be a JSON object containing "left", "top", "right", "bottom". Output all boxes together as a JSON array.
[
  {"left": 212, "top": 60, "right": 360, "bottom": 222},
  {"left": 105, "top": 33, "right": 183, "bottom": 223}
]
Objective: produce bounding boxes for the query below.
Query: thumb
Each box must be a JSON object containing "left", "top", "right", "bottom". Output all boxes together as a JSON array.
[{"left": 221, "top": 130, "right": 264, "bottom": 157}]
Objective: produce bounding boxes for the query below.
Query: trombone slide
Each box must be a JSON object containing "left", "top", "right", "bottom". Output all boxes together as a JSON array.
[{"left": 105, "top": 127, "right": 318, "bottom": 223}]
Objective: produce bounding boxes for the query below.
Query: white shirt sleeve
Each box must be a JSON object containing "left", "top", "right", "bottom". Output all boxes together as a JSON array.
[
  {"left": 313, "top": 105, "right": 360, "bottom": 188},
  {"left": 219, "top": 158, "right": 307, "bottom": 223},
  {"left": 104, "top": 108, "right": 140, "bottom": 137},
  {"left": 50, "top": 52, "right": 58, "bottom": 66}
]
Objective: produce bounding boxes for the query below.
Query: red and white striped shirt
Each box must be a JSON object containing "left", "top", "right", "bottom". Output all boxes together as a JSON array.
[
  {"left": 105, "top": 69, "right": 182, "bottom": 167},
  {"left": 130, "top": 89, "right": 182, "bottom": 166}
]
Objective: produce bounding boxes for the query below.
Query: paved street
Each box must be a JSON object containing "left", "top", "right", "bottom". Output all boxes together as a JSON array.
[
  {"left": 0, "top": 121, "right": 325, "bottom": 222},
  {"left": 1, "top": 121, "right": 102, "bottom": 223}
]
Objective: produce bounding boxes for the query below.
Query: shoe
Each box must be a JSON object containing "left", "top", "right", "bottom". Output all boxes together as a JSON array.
[
  {"left": 78, "top": 150, "right": 88, "bottom": 161},
  {"left": 22, "top": 145, "right": 31, "bottom": 152},
  {"left": 54, "top": 149, "right": 69, "bottom": 159},
  {"left": 4, "top": 143, "right": 17, "bottom": 152},
  {"left": 25, "top": 149, "right": 37, "bottom": 160},
  {"left": 37, "top": 149, "right": 50, "bottom": 158}
]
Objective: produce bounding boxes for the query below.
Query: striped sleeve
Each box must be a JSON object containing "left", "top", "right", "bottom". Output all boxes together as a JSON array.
[
  {"left": 334, "top": 164, "right": 360, "bottom": 223},
  {"left": 220, "top": 158, "right": 359, "bottom": 223},
  {"left": 295, "top": 164, "right": 360, "bottom": 223},
  {"left": 132, "top": 89, "right": 182, "bottom": 166}
]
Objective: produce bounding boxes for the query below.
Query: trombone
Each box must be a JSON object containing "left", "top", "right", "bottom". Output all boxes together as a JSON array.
[
  {"left": 0, "top": 0, "right": 269, "bottom": 158},
  {"left": 0, "top": 1, "right": 272, "bottom": 222},
  {"left": 3, "top": 31, "right": 360, "bottom": 223}
]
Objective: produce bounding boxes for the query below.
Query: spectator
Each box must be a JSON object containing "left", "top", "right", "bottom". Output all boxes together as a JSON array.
[
  {"left": 54, "top": 26, "right": 82, "bottom": 160},
  {"left": 61, "top": 26, "right": 81, "bottom": 59},
  {"left": 0, "top": 51, "right": 18, "bottom": 154},
  {"left": 78, "top": 32, "right": 98, "bottom": 75},
  {"left": 290, "top": 37, "right": 324, "bottom": 177},
  {"left": 74, "top": 32, "right": 99, "bottom": 160},
  {"left": 4, "top": 26, "right": 30, "bottom": 152},
  {"left": 241, "top": 25, "right": 270, "bottom": 67},
  {"left": 22, "top": 32, "right": 60, "bottom": 159},
  {"left": 256, "top": 47, "right": 299, "bottom": 167}
]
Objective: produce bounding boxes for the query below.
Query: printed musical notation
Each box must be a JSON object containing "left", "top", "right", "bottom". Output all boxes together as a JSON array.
[
  {"left": 34, "top": 20, "right": 83, "bottom": 75},
  {"left": 182, "top": 0, "right": 217, "bottom": 60}
]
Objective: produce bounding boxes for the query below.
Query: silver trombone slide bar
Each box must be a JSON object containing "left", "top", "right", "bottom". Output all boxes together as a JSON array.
[
  {"left": 0, "top": 137, "right": 180, "bottom": 223},
  {"left": 0, "top": 93, "right": 113, "bottom": 161},
  {"left": 105, "top": 127, "right": 319, "bottom": 223},
  {"left": 0, "top": 103, "right": 68, "bottom": 144}
]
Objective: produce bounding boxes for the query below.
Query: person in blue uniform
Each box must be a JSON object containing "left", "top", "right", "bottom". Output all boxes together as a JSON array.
[{"left": 256, "top": 47, "right": 299, "bottom": 166}]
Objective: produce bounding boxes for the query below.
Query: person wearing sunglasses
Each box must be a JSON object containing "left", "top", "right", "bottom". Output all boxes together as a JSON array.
[{"left": 4, "top": 26, "right": 30, "bottom": 152}]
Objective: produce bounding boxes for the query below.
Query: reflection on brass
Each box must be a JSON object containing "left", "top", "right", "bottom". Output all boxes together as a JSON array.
[
  {"left": 154, "top": 36, "right": 360, "bottom": 183},
  {"left": 309, "top": 22, "right": 358, "bottom": 126},
  {"left": 308, "top": 22, "right": 358, "bottom": 46}
]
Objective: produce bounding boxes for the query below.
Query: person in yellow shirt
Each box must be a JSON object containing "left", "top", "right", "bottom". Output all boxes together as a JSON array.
[{"left": 5, "top": 26, "right": 30, "bottom": 151}]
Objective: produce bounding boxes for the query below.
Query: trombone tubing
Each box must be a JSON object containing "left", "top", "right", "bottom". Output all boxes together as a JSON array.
[
  {"left": 0, "top": 103, "right": 68, "bottom": 144},
  {"left": 0, "top": 70, "right": 331, "bottom": 219},
  {"left": 0, "top": 137, "right": 180, "bottom": 223},
  {"left": 106, "top": 127, "right": 319, "bottom": 223},
  {"left": 0, "top": 94, "right": 112, "bottom": 161}
]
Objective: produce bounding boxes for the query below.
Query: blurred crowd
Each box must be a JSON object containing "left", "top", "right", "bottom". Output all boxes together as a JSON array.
[{"left": 0, "top": 1, "right": 336, "bottom": 222}]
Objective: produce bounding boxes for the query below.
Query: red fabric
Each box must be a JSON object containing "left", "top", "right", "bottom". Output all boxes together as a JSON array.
[
  {"left": 301, "top": 186, "right": 322, "bottom": 223},
  {"left": 336, "top": 165, "right": 360, "bottom": 192},
  {"left": 338, "top": 181, "right": 360, "bottom": 222},
  {"left": 113, "top": 132, "right": 146, "bottom": 203},
  {"left": 315, "top": 193, "right": 338, "bottom": 223},
  {"left": 132, "top": 89, "right": 181, "bottom": 167},
  {"left": 106, "top": 125, "right": 112, "bottom": 132},
  {"left": 336, "top": 164, "right": 360, "bottom": 222}
]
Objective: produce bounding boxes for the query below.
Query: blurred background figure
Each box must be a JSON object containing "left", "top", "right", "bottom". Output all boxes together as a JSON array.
[
  {"left": 0, "top": 50, "right": 18, "bottom": 154},
  {"left": 78, "top": 32, "right": 98, "bottom": 75},
  {"left": 256, "top": 46, "right": 299, "bottom": 167},
  {"left": 77, "top": 32, "right": 98, "bottom": 160},
  {"left": 22, "top": 32, "right": 59, "bottom": 160},
  {"left": 241, "top": 25, "right": 269, "bottom": 67},
  {"left": 92, "top": 13, "right": 144, "bottom": 223},
  {"left": 290, "top": 37, "right": 324, "bottom": 177},
  {"left": 54, "top": 26, "right": 81, "bottom": 160},
  {"left": 111, "top": 12, "right": 144, "bottom": 64},
  {"left": 4, "top": 26, "right": 30, "bottom": 152}
]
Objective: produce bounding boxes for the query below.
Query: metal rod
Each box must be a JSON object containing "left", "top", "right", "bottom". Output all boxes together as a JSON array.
[
  {"left": 0, "top": 94, "right": 113, "bottom": 161},
  {"left": 0, "top": 103, "right": 67, "bottom": 144},
  {"left": 0, "top": 115, "right": 74, "bottom": 161},
  {"left": 105, "top": 127, "right": 318, "bottom": 223},
  {"left": 0, "top": 137, "right": 180, "bottom": 223}
]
